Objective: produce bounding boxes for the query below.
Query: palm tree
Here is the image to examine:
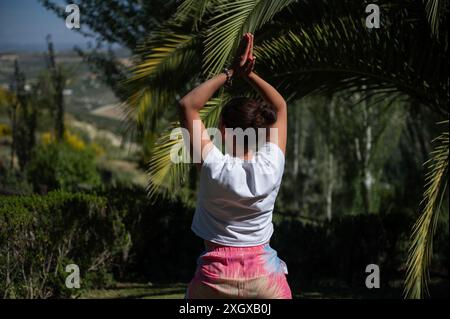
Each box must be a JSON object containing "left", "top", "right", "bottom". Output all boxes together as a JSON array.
[{"left": 124, "top": 0, "right": 448, "bottom": 298}]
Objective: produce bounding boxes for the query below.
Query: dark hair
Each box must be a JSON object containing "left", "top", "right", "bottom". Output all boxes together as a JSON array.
[
  {"left": 220, "top": 97, "right": 277, "bottom": 153},
  {"left": 220, "top": 97, "right": 277, "bottom": 130}
]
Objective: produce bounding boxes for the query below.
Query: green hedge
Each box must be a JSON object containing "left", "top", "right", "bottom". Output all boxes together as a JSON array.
[
  {"left": 272, "top": 211, "right": 449, "bottom": 292},
  {"left": 0, "top": 191, "right": 130, "bottom": 298},
  {"left": 94, "top": 186, "right": 201, "bottom": 283},
  {"left": 93, "top": 187, "right": 448, "bottom": 293},
  {"left": 1, "top": 187, "right": 447, "bottom": 298}
]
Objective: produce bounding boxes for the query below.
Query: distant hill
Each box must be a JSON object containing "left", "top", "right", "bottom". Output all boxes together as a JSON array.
[
  {"left": 0, "top": 42, "right": 129, "bottom": 55},
  {"left": 0, "top": 42, "right": 86, "bottom": 53}
]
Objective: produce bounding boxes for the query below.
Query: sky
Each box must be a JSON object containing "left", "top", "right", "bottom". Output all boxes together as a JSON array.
[{"left": 0, "top": 0, "right": 89, "bottom": 52}]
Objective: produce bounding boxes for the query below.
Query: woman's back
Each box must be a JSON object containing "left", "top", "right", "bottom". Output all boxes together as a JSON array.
[{"left": 192, "top": 142, "right": 285, "bottom": 247}]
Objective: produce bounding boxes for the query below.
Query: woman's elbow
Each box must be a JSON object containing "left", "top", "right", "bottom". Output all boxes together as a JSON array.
[
  {"left": 178, "top": 98, "right": 188, "bottom": 110},
  {"left": 276, "top": 99, "right": 287, "bottom": 112},
  {"left": 178, "top": 97, "right": 196, "bottom": 111}
]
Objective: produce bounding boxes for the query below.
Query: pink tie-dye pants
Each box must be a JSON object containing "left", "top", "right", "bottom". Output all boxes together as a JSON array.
[{"left": 186, "top": 243, "right": 292, "bottom": 299}]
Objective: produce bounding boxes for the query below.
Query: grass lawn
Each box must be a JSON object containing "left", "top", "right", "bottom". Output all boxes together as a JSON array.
[
  {"left": 79, "top": 282, "right": 394, "bottom": 299},
  {"left": 81, "top": 283, "right": 187, "bottom": 299},
  {"left": 79, "top": 280, "right": 448, "bottom": 299}
]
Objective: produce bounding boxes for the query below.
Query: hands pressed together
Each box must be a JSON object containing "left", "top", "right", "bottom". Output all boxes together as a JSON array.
[
  {"left": 178, "top": 31, "right": 287, "bottom": 158},
  {"left": 231, "top": 32, "right": 255, "bottom": 78}
]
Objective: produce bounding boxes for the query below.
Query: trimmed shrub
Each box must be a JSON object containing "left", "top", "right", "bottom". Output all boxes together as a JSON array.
[
  {"left": 1, "top": 185, "right": 447, "bottom": 298},
  {"left": 0, "top": 191, "right": 130, "bottom": 298},
  {"left": 94, "top": 186, "right": 201, "bottom": 283},
  {"left": 271, "top": 210, "right": 448, "bottom": 293}
]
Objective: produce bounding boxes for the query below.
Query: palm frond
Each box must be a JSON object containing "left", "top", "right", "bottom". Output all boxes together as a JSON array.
[
  {"left": 131, "top": 33, "right": 195, "bottom": 82},
  {"left": 404, "top": 124, "right": 449, "bottom": 298},
  {"left": 146, "top": 96, "right": 226, "bottom": 199},
  {"left": 424, "top": 0, "right": 446, "bottom": 37},
  {"left": 254, "top": 9, "right": 448, "bottom": 112},
  {"left": 174, "top": 0, "right": 213, "bottom": 30},
  {"left": 202, "top": 0, "right": 296, "bottom": 77},
  {"left": 122, "top": 29, "right": 201, "bottom": 135}
]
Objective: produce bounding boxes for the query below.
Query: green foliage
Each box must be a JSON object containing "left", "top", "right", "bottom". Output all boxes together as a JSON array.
[
  {"left": 124, "top": 0, "right": 448, "bottom": 200},
  {"left": 27, "top": 142, "right": 101, "bottom": 192},
  {"left": 1, "top": 186, "right": 447, "bottom": 298},
  {"left": 94, "top": 186, "right": 447, "bottom": 295},
  {"left": 425, "top": 0, "right": 449, "bottom": 41},
  {"left": 93, "top": 186, "right": 199, "bottom": 282},
  {"left": 12, "top": 60, "right": 38, "bottom": 171},
  {"left": 202, "top": 0, "right": 297, "bottom": 76},
  {"left": 0, "top": 169, "right": 33, "bottom": 195},
  {"left": 146, "top": 97, "right": 224, "bottom": 199},
  {"left": 0, "top": 123, "right": 11, "bottom": 137},
  {"left": 40, "top": 0, "right": 449, "bottom": 298},
  {"left": 0, "top": 191, "right": 130, "bottom": 298},
  {"left": 123, "top": 0, "right": 449, "bottom": 298},
  {"left": 40, "top": 0, "right": 178, "bottom": 100},
  {"left": 272, "top": 211, "right": 448, "bottom": 294},
  {"left": 125, "top": 30, "right": 201, "bottom": 135},
  {"left": 405, "top": 128, "right": 449, "bottom": 298},
  {"left": 45, "top": 35, "right": 67, "bottom": 141}
]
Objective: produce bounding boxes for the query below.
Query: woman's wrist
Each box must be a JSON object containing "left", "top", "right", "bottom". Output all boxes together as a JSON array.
[
  {"left": 222, "top": 67, "right": 254, "bottom": 86},
  {"left": 223, "top": 68, "right": 234, "bottom": 88},
  {"left": 246, "top": 70, "right": 256, "bottom": 79}
]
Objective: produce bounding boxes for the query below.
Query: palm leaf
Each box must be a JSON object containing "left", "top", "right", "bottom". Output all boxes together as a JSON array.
[
  {"left": 202, "top": 0, "right": 297, "bottom": 77},
  {"left": 146, "top": 96, "right": 226, "bottom": 199},
  {"left": 174, "top": 0, "right": 214, "bottom": 30},
  {"left": 254, "top": 12, "right": 447, "bottom": 112},
  {"left": 123, "top": 29, "right": 202, "bottom": 136},
  {"left": 404, "top": 124, "right": 449, "bottom": 298},
  {"left": 424, "top": 0, "right": 448, "bottom": 38},
  {"left": 130, "top": 0, "right": 448, "bottom": 195},
  {"left": 124, "top": 0, "right": 449, "bottom": 297}
]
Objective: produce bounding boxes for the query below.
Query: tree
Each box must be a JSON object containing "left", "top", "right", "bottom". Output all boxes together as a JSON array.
[
  {"left": 39, "top": 0, "right": 178, "bottom": 101},
  {"left": 45, "top": 35, "right": 66, "bottom": 142},
  {"left": 40, "top": 0, "right": 181, "bottom": 159},
  {"left": 123, "top": 0, "right": 448, "bottom": 298},
  {"left": 41, "top": 0, "right": 448, "bottom": 298},
  {"left": 10, "top": 60, "right": 38, "bottom": 171}
]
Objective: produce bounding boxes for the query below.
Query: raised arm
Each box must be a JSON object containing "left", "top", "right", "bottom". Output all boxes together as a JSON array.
[
  {"left": 178, "top": 71, "right": 232, "bottom": 164},
  {"left": 245, "top": 72, "right": 287, "bottom": 153},
  {"left": 178, "top": 33, "right": 253, "bottom": 164},
  {"left": 244, "top": 35, "right": 287, "bottom": 153}
]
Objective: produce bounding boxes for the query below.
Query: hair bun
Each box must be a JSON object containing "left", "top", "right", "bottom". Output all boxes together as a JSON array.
[
  {"left": 256, "top": 103, "right": 277, "bottom": 127},
  {"left": 220, "top": 97, "right": 277, "bottom": 129}
]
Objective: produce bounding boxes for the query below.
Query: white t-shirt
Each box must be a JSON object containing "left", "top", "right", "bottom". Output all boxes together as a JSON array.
[{"left": 191, "top": 142, "right": 285, "bottom": 247}]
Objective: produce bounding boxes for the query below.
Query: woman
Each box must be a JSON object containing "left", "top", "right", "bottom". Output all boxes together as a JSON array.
[{"left": 179, "top": 33, "right": 291, "bottom": 299}]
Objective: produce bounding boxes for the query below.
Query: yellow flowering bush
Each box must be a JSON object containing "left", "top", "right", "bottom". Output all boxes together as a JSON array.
[
  {"left": 40, "top": 131, "right": 54, "bottom": 145},
  {"left": 0, "top": 123, "right": 11, "bottom": 138},
  {"left": 64, "top": 131, "right": 86, "bottom": 151},
  {"left": 40, "top": 130, "right": 86, "bottom": 151},
  {"left": 90, "top": 142, "right": 105, "bottom": 157}
]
